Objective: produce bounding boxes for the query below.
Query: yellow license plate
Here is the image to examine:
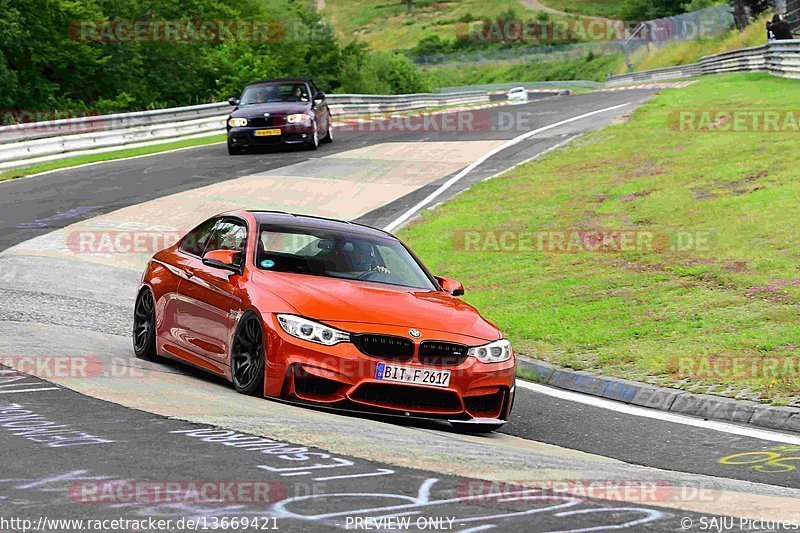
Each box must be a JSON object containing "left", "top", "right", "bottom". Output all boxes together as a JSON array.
[{"left": 254, "top": 129, "right": 281, "bottom": 137}]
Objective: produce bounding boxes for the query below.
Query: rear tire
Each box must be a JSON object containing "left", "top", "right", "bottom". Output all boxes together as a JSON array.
[
  {"left": 231, "top": 313, "right": 266, "bottom": 396},
  {"left": 133, "top": 288, "right": 158, "bottom": 360}
]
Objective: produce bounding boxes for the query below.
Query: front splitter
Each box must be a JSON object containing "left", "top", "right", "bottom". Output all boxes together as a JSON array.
[{"left": 266, "top": 395, "right": 507, "bottom": 432}]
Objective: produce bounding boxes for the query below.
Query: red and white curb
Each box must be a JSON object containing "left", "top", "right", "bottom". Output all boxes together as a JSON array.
[
  {"left": 599, "top": 81, "right": 696, "bottom": 91},
  {"left": 487, "top": 89, "right": 573, "bottom": 95}
]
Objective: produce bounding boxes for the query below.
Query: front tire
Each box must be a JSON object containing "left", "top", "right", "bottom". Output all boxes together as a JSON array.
[
  {"left": 133, "top": 288, "right": 157, "bottom": 360},
  {"left": 228, "top": 141, "right": 245, "bottom": 155},
  {"left": 321, "top": 113, "right": 334, "bottom": 144},
  {"left": 231, "top": 313, "right": 266, "bottom": 396},
  {"left": 306, "top": 122, "right": 319, "bottom": 150}
]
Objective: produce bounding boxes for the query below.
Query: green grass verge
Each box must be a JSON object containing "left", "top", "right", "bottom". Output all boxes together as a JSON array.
[
  {"left": 0, "top": 134, "right": 227, "bottom": 182},
  {"left": 538, "top": 0, "right": 624, "bottom": 19},
  {"left": 618, "top": 16, "right": 768, "bottom": 75},
  {"left": 426, "top": 53, "right": 625, "bottom": 87},
  {"left": 400, "top": 73, "right": 800, "bottom": 405},
  {"left": 422, "top": 15, "right": 766, "bottom": 87},
  {"left": 324, "top": 0, "right": 548, "bottom": 51}
]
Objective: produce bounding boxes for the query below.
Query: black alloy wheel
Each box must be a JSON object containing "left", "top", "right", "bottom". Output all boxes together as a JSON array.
[
  {"left": 133, "top": 288, "right": 157, "bottom": 360},
  {"left": 231, "top": 313, "right": 266, "bottom": 395}
]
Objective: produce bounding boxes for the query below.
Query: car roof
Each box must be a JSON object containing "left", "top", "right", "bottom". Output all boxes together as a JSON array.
[
  {"left": 245, "top": 78, "right": 313, "bottom": 87},
  {"left": 243, "top": 211, "right": 396, "bottom": 239}
]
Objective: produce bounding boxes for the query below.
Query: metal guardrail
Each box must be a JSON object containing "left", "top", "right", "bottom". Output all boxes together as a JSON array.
[
  {"left": 0, "top": 91, "right": 490, "bottom": 168},
  {"left": 436, "top": 81, "right": 601, "bottom": 93},
  {"left": 0, "top": 92, "right": 488, "bottom": 145},
  {"left": 0, "top": 117, "right": 227, "bottom": 167},
  {"left": 0, "top": 102, "right": 231, "bottom": 145},
  {"left": 326, "top": 92, "right": 490, "bottom": 118},
  {"left": 604, "top": 40, "right": 800, "bottom": 86}
]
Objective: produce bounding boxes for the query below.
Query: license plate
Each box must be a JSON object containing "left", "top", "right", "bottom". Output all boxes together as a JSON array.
[
  {"left": 375, "top": 363, "right": 451, "bottom": 388},
  {"left": 254, "top": 129, "right": 281, "bottom": 137}
]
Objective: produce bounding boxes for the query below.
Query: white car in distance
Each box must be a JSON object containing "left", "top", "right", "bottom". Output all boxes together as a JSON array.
[{"left": 508, "top": 87, "right": 529, "bottom": 104}]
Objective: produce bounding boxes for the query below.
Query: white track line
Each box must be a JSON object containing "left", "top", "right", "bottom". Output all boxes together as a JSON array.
[
  {"left": 516, "top": 379, "right": 800, "bottom": 445},
  {"left": 382, "top": 102, "right": 631, "bottom": 232},
  {"left": 479, "top": 134, "right": 579, "bottom": 183},
  {"left": 0, "top": 387, "right": 60, "bottom": 394}
]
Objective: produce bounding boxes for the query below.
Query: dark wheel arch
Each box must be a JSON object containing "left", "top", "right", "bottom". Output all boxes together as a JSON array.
[
  {"left": 133, "top": 286, "right": 158, "bottom": 360},
  {"left": 230, "top": 311, "right": 267, "bottom": 396}
]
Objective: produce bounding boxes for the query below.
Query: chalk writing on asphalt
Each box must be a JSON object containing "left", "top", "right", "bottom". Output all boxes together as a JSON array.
[
  {"left": 719, "top": 445, "right": 800, "bottom": 474},
  {"left": 0, "top": 403, "right": 113, "bottom": 448}
]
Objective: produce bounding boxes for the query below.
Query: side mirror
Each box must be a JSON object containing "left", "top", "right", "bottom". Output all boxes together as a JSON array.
[
  {"left": 313, "top": 92, "right": 325, "bottom": 104},
  {"left": 202, "top": 249, "right": 242, "bottom": 274},
  {"left": 228, "top": 97, "right": 240, "bottom": 106},
  {"left": 435, "top": 276, "right": 464, "bottom": 296}
]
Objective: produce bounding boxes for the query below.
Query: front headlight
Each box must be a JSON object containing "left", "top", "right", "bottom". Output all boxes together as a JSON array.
[
  {"left": 228, "top": 117, "right": 248, "bottom": 127},
  {"left": 286, "top": 113, "right": 312, "bottom": 124},
  {"left": 468, "top": 339, "right": 512, "bottom": 363},
  {"left": 276, "top": 314, "right": 350, "bottom": 346}
]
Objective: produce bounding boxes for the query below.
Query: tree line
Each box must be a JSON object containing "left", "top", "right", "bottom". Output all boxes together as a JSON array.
[{"left": 0, "top": 0, "right": 431, "bottom": 120}]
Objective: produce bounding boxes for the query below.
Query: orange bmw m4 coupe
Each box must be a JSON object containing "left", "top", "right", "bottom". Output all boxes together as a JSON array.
[{"left": 134, "top": 210, "right": 515, "bottom": 431}]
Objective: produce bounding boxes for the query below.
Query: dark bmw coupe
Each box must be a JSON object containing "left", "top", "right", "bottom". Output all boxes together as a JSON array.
[{"left": 226, "top": 78, "right": 333, "bottom": 155}]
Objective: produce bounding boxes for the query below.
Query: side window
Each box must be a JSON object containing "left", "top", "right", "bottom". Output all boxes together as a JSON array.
[
  {"left": 180, "top": 219, "right": 218, "bottom": 257},
  {"left": 206, "top": 220, "right": 248, "bottom": 263}
]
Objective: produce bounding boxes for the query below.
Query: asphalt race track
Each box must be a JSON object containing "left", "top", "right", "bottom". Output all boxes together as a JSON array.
[{"left": 1, "top": 90, "right": 799, "bottom": 532}]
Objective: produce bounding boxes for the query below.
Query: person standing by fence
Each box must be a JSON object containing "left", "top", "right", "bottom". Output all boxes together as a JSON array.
[{"left": 767, "top": 14, "right": 793, "bottom": 40}]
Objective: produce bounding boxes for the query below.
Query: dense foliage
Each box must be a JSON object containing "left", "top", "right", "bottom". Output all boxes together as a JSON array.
[
  {"left": 405, "top": 2, "right": 731, "bottom": 62},
  {"left": 618, "top": 0, "right": 688, "bottom": 20},
  {"left": 0, "top": 0, "right": 431, "bottom": 118},
  {"left": 617, "top": 0, "right": 733, "bottom": 20}
]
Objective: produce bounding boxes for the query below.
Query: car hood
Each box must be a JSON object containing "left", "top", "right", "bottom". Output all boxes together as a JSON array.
[
  {"left": 231, "top": 102, "right": 311, "bottom": 118},
  {"left": 252, "top": 271, "right": 500, "bottom": 341}
]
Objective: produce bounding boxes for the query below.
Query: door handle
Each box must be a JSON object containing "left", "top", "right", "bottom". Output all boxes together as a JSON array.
[{"left": 184, "top": 267, "right": 196, "bottom": 279}]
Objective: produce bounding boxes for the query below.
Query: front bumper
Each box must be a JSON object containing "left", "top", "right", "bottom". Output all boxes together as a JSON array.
[
  {"left": 264, "top": 317, "right": 516, "bottom": 422},
  {"left": 267, "top": 396, "right": 508, "bottom": 432},
  {"left": 227, "top": 124, "right": 314, "bottom": 147}
]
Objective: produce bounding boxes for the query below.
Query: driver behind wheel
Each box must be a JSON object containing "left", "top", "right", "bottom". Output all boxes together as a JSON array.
[
  {"left": 288, "top": 84, "right": 307, "bottom": 102},
  {"left": 342, "top": 241, "right": 390, "bottom": 276}
]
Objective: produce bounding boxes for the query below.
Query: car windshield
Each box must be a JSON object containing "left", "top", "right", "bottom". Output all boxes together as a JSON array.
[
  {"left": 255, "top": 224, "right": 436, "bottom": 290},
  {"left": 239, "top": 83, "right": 309, "bottom": 105}
]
